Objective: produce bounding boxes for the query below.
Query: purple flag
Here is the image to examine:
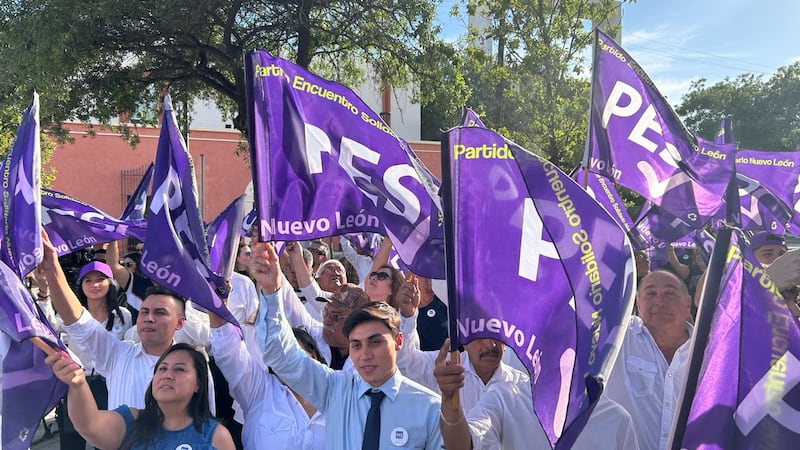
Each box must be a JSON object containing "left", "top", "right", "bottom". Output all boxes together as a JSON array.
[
  {"left": 444, "top": 127, "right": 636, "bottom": 448},
  {"left": 0, "top": 258, "right": 66, "bottom": 450},
  {"left": 713, "top": 116, "right": 735, "bottom": 145},
  {"left": 142, "top": 95, "right": 238, "bottom": 325},
  {"left": 678, "top": 230, "right": 800, "bottom": 448},
  {"left": 633, "top": 202, "right": 695, "bottom": 249},
  {"left": 206, "top": 195, "right": 246, "bottom": 281},
  {"left": 244, "top": 50, "right": 445, "bottom": 278},
  {"left": 42, "top": 189, "right": 147, "bottom": 255},
  {"left": 461, "top": 108, "right": 486, "bottom": 127},
  {"left": 587, "top": 30, "right": 735, "bottom": 228},
  {"left": 119, "top": 162, "right": 153, "bottom": 222},
  {"left": 342, "top": 232, "right": 383, "bottom": 258},
  {"left": 0, "top": 94, "right": 42, "bottom": 278}
]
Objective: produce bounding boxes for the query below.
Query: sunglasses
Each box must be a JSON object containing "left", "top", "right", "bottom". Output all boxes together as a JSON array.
[
  {"left": 369, "top": 271, "right": 391, "bottom": 281},
  {"left": 308, "top": 248, "right": 327, "bottom": 257}
]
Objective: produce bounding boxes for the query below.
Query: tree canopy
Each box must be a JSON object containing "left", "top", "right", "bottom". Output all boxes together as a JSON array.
[
  {"left": 677, "top": 62, "right": 800, "bottom": 151},
  {"left": 0, "top": 0, "right": 450, "bottom": 140}
]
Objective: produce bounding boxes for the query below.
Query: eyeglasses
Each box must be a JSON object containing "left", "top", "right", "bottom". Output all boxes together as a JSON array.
[
  {"left": 369, "top": 271, "right": 391, "bottom": 281},
  {"left": 322, "top": 307, "right": 348, "bottom": 322},
  {"left": 308, "top": 248, "right": 327, "bottom": 257},
  {"left": 321, "top": 265, "right": 345, "bottom": 275}
]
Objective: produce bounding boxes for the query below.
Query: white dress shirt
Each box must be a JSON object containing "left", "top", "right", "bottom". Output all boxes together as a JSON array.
[
  {"left": 278, "top": 280, "right": 354, "bottom": 372},
  {"left": 339, "top": 238, "right": 374, "bottom": 283},
  {"left": 211, "top": 323, "right": 325, "bottom": 450},
  {"left": 63, "top": 309, "right": 215, "bottom": 412},
  {"left": 467, "top": 381, "right": 639, "bottom": 449},
  {"left": 256, "top": 286, "right": 443, "bottom": 449},
  {"left": 397, "top": 311, "right": 529, "bottom": 412},
  {"left": 604, "top": 316, "right": 692, "bottom": 450},
  {"left": 229, "top": 271, "right": 259, "bottom": 325}
]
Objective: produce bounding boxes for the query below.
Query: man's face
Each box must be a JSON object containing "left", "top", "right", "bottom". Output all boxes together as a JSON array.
[
  {"left": 464, "top": 338, "right": 504, "bottom": 379},
  {"left": 348, "top": 320, "right": 402, "bottom": 387},
  {"left": 280, "top": 254, "right": 300, "bottom": 290},
  {"left": 317, "top": 262, "right": 346, "bottom": 292},
  {"left": 137, "top": 295, "right": 185, "bottom": 352},
  {"left": 754, "top": 244, "right": 787, "bottom": 266},
  {"left": 417, "top": 276, "right": 434, "bottom": 299},
  {"left": 309, "top": 243, "right": 329, "bottom": 271},
  {"left": 636, "top": 271, "right": 691, "bottom": 331},
  {"left": 321, "top": 302, "right": 351, "bottom": 349}
]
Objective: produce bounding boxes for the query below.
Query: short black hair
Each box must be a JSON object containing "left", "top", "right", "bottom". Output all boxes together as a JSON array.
[
  {"left": 342, "top": 302, "right": 399, "bottom": 338},
  {"left": 143, "top": 285, "right": 187, "bottom": 314}
]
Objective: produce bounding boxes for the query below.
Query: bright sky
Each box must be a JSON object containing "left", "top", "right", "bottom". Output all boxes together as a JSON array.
[
  {"left": 621, "top": 0, "right": 800, "bottom": 105},
  {"left": 436, "top": 0, "right": 800, "bottom": 107}
]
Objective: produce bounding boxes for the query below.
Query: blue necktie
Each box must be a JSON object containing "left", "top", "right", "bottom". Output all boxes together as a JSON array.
[{"left": 362, "top": 389, "right": 386, "bottom": 450}]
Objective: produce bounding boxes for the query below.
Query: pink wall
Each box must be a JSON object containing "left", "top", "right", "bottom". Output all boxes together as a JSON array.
[{"left": 47, "top": 124, "right": 444, "bottom": 222}]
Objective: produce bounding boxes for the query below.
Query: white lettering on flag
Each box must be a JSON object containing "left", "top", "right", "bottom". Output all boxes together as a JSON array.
[
  {"left": 636, "top": 161, "right": 692, "bottom": 199},
  {"left": 518, "top": 198, "right": 558, "bottom": 282},
  {"left": 304, "top": 123, "right": 333, "bottom": 174},
  {"left": 735, "top": 351, "right": 800, "bottom": 435}
]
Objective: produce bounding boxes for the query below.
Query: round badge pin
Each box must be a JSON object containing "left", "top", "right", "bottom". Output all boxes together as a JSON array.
[
  {"left": 390, "top": 427, "right": 409, "bottom": 446},
  {"left": 426, "top": 309, "right": 436, "bottom": 318}
]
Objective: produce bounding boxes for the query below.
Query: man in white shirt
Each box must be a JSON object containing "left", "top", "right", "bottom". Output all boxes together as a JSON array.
[
  {"left": 39, "top": 233, "right": 214, "bottom": 411},
  {"left": 605, "top": 269, "right": 694, "bottom": 450},
  {"left": 395, "top": 285, "right": 528, "bottom": 412}
]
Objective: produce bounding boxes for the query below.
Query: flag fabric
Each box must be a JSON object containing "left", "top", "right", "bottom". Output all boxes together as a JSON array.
[
  {"left": 633, "top": 202, "right": 695, "bottom": 249},
  {"left": 461, "top": 108, "right": 486, "bottom": 127},
  {"left": 0, "top": 258, "right": 66, "bottom": 450},
  {"left": 142, "top": 94, "right": 237, "bottom": 324},
  {"left": 587, "top": 30, "right": 735, "bottom": 228},
  {"left": 0, "top": 94, "right": 42, "bottom": 278},
  {"left": 244, "top": 50, "right": 445, "bottom": 278},
  {"left": 443, "top": 126, "right": 636, "bottom": 448},
  {"left": 206, "top": 195, "right": 246, "bottom": 281},
  {"left": 119, "top": 162, "right": 153, "bottom": 222},
  {"left": 571, "top": 167, "right": 647, "bottom": 250},
  {"left": 677, "top": 229, "right": 800, "bottom": 448},
  {"left": 42, "top": 189, "right": 147, "bottom": 255}
]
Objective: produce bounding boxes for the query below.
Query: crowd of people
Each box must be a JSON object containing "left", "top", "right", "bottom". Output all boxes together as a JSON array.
[{"left": 26, "top": 228, "right": 800, "bottom": 449}]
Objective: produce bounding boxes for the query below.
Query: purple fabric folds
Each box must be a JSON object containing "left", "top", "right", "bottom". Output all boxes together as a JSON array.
[{"left": 444, "top": 126, "right": 635, "bottom": 448}]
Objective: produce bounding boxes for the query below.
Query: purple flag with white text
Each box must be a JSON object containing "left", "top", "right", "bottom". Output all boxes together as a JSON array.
[
  {"left": 679, "top": 230, "right": 800, "bottom": 448},
  {"left": 0, "top": 258, "right": 66, "bottom": 450},
  {"left": 245, "top": 50, "right": 445, "bottom": 278},
  {"left": 444, "top": 126, "right": 636, "bottom": 448},
  {"left": 587, "top": 30, "right": 734, "bottom": 228},
  {"left": 119, "top": 162, "right": 153, "bottom": 222},
  {"left": 0, "top": 94, "right": 42, "bottom": 278},
  {"left": 42, "top": 189, "right": 147, "bottom": 255},
  {"left": 633, "top": 202, "right": 695, "bottom": 249},
  {"left": 206, "top": 195, "right": 246, "bottom": 281},
  {"left": 142, "top": 95, "right": 237, "bottom": 324}
]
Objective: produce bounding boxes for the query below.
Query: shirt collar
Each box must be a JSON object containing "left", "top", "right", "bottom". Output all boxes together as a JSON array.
[{"left": 358, "top": 369, "right": 403, "bottom": 402}]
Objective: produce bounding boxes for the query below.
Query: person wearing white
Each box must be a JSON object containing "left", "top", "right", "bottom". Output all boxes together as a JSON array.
[
  {"left": 397, "top": 311, "right": 528, "bottom": 412},
  {"left": 434, "top": 341, "right": 639, "bottom": 449},
  {"left": 605, "top": 270, "right": 693, "bottom": 450},
  {"left": 251, "top": 242, "right": 443, "bottom": 449},
  {"left": 210, "top": 316, "right": 325, "bottom": 450},
  {"left": 38, "top": 232, "right": 215, "bottom": 412},
  {"left": 339, "top": 236, "right": 376, "bottom": 283}
]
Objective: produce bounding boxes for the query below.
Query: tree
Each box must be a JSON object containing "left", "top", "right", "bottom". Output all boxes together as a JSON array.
[
  {"left": 0, "top": 0, "right": 446, "bottom": 141},
  {"left": 0, "top": 102, "right": 57, "bottom": 187},
  {"left": 444, "top": 0, "right": 627, "bottom": 168},
  {"left": 677, "top": 62, "right": 800, "bottom": 151}
]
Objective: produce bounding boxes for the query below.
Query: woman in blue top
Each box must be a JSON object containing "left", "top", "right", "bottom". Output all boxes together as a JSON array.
[{"left": 47, "top": 342, "right": 235, "bottom": 450}]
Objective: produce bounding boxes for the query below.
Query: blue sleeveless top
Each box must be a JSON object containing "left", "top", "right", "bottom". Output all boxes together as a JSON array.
[{"left": 114, "top": 405, "right": 218, "bottom": 450}]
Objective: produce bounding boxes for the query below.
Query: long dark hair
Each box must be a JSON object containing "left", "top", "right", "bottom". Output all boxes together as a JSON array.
[
  {"left": 121, "top": 344, "right": 213, "bottom": 450},
  {"left": 76, "top": 273, "right": 127, "bottom": 331}
]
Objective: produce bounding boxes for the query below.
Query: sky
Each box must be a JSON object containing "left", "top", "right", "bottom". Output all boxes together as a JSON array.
[{"left": 436, "top": 0, "right": 800, "bottom": 106}]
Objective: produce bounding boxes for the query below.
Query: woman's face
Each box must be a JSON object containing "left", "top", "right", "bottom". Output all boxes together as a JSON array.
[
  {"left": 365, "top": 268, "right": 394, "bottom": 302},
  {"left": 81, "top": 271, "right": 110, "bottom": 301},
  {"left": 152, "top": 350, "right": 200, "bottom": 405},
  {"left": 122, "top": 257, "right": 138, "bottom": 274}
]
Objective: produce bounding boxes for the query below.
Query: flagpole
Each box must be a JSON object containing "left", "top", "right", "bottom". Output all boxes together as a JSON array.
[
  {"left": 580, "top": 28, "right": 601, "bottom": 190},
  {"left": 439, "top": 129, "right": 461, "bottom": 412}
]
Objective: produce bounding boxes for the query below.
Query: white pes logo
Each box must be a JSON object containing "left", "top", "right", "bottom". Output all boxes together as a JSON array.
[
  {"left": 174, "top": 444, "right": 193, "bottom": 450},
  {"left": 735, "top": 352, "right": 800, "bottom": 435}
]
